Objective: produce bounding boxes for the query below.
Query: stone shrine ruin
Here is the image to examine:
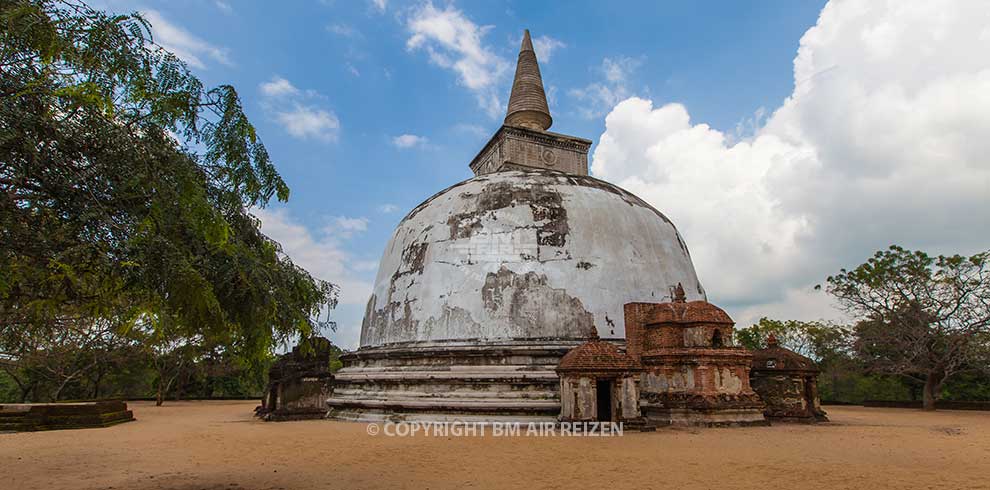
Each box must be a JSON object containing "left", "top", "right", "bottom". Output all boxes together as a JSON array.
[{"left": 258, "top": 337, "right": 335, "bottom": 421}]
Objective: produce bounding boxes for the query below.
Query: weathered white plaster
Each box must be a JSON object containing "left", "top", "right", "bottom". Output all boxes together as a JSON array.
[
  {"left": 361, "top": 170, "right": 705, "bottom": 347},
  {"left": 641, "top": 368, "right": 696, "bottom": 393},
  {"left": 715, "top": 367, "right": 744, "bottom": 394}
]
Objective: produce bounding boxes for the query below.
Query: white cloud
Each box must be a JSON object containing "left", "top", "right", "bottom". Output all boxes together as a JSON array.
[
  {"left": 453, "top": 123, "right": 488, "bottom": 138},
  {"left": 214, "top": 1, "right": 232, "bottom": 14},
  {"left": 569, "top": 56, "right": 643, "bottom": 119},
  {"left": 591, "top": 0, "right": 990, "bottom": 328},
  {"left": 602, "top": 56, "right": 640, "bottom": 84},
  {"left": 406, "top": 2, "right": 509, "bottom": 117},
  {"left": 532, "top": 35, "right": 565, "bottom": 63},
  {"left": 346, "top": 63, "right": 360, "bottom": 77},
  {"left": 370, "top": 0, "right": 387, "bottom": 13},
  {"left": 353, "top": 260, "right": 381, "bottom": 272},
  {"left": 253, "top": 208, "right": 375, "bottom": 348},
  {"left": 546, "top": 84, "right": 558, "bottom": 108},
  {"left": 327, "top": 23, "right": 359, "bottom": 38},
  {"left": 142, "top": 10, "right": 232, "bottom": 69},
  {"left": 259, "top": 76, "right": 300, "bottom": 97},
  {"left": 323, "top": 216, "right": 368, "bottom": 238},
  {"left": 274, "top": 105, "right": 340, "bottom": 142},
  {"left": 259, "top": 76, "right": 340, "bottom": 142},
  {"left": 392, "top": 133, "right": 428, "bottom": 149},
  {"left": 378, "top": 204, "right": 400, "bottom": 213}
]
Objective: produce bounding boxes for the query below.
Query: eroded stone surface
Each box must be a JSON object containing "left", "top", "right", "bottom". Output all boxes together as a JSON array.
[
  {"left": 481, "top": 267, "right": 595, "bottom": 338},
  {"left": 360, "top": 170, "right": 706, "bottom": 347}
]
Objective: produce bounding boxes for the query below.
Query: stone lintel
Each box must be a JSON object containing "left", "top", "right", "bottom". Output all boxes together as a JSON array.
[{"left": 469, "top": 125, "right": 592, "bottom": 176}]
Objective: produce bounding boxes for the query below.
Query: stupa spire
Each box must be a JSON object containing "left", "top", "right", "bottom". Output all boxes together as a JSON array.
[{"left": 504, "top": 29, "right": 552, "bottom": 131}]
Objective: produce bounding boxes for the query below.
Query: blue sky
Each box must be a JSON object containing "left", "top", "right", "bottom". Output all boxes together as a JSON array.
[{"left": 104, "top": 1, "right": 990, "bottom": 349}]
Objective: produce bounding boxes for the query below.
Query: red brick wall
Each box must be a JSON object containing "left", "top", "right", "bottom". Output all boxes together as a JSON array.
[{"left": 623, "top": 303, "right": 654, "bottom": 362}]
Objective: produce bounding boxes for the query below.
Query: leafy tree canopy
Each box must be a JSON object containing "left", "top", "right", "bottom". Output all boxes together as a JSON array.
[
  {"left": 736, "top": 317, "right": 851, "bottom": 363},
  {"left": 825, "top": 245, "right": 990, "bottom": 409},
  {"left": 0, "top": 0, "right": 336, "bottom": 364}
]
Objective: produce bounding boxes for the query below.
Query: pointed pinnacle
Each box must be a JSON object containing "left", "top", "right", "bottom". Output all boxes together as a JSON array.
[
  {"left": 504, "top": 29, "right": 552, "bottom": 131},
  {"left": 520, "top": 29, "right": 534, "bottom": 53}
]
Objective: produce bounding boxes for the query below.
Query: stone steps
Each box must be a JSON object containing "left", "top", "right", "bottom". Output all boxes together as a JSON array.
[
  {"left": 332, "top": 388, "right": 558, "bottom": 400},
  {"left": 328, "top": 341, "right": 577, "bottom": 422},
  {"left": 327, "top": 397, "right": 559, "bottom": 410}
]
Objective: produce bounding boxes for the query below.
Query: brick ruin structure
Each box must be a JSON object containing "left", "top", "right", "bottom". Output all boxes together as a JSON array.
[
  {"left": 623, "top": 285, "right": 766, "bottom": 426},
  {"left": 257, "top": 337, "right": 335, "bottom": 421},
  {"left": 556, "top": 330, "right": 646, "bottom": 428},
  {"left": 750, "top": 335, "right": 828, "bottom": 423},
  {"left": 558, "top": 285, "right": 767, "bottom": 427}
]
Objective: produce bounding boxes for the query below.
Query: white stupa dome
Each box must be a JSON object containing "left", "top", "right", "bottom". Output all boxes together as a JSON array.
[{"left": 361, "top": 169, "right": 705, "bottom": 348}]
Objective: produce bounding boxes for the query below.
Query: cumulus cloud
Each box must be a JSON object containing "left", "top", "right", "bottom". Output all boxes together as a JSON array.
[
  {"left": 274, "top": 105, "right": 340, "bottom": 141},
  {"left": 369, "top": 0, "right": 386, "bottom": 13},
  {"left": 392, "top": 133, "right": 428, "bottom": 149},
  {"left": 259, "top": 76, "right": 299, "bottom": 97},
  {"left": 142, "top": 10, "right": 232, "bottom": 69},
  {"left": 253, "top": 208, "right": 375, "bottom": 348},
  {"left": 591, "top": 0, "right": 990, "bottom": 327},
  {"left": 378, "top": 203, "right": 400, "bottom": 214},
  {"left": 406, "top": 2, "right": 510, "bottom": 116},
  {"left": 569, "top": 56, "right": 643, "bottom": 119},
  {"left": 532, "top": 34, "right": 566, "bottom": 63},
  {"left": 259, "top": 76, "right": 340, "bottom": 142}
]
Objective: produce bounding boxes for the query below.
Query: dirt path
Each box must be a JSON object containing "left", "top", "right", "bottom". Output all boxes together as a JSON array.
[{"left": 2, "top": 401, "right": 988, "bottom": 489}]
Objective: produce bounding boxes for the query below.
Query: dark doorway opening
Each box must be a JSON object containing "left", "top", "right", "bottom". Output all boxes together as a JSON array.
[
  {"left": 803, "top": 377, "right": 815, "bottom": 414},
  {"left": 711, "top": 329, "right": 723, "bottom": 348},
  {"left": 596, "top": 379, "right": 613, "bottom": 422}
]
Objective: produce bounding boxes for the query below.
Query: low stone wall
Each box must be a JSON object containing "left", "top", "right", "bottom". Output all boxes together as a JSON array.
[
  {"left": 820, "top": 400, "right": 859, "bottom": 406},
  {"left": 0, "top": 400, "right": 134, "bottom": 432},
  {"left": 862, "top": 400, "right": 990, "bottom": 411}
]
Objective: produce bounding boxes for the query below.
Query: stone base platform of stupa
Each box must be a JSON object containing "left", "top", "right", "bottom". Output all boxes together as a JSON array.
[
  {"left": 0, "top": 400, "right": 135, "bottom": 432},
  {"left": 326, "top": 339, "right": 592, "bottom": 422}
]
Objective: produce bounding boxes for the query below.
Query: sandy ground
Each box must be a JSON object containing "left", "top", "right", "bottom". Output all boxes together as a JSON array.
[{"left": 2, "top": 401, "right": 989, "bottom": 490}]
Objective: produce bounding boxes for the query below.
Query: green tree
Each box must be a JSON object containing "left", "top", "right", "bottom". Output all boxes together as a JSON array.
[
  {"left": 736, "top": 317, "right": 851, "bottom": 361},
  {"left": 0, "top": 0, "right": 336, "bottom": 371},
  {"left": 737, "top": 318, "right": 873, "bottom": 402},
  {"left": 826, "top": 246, "right": 990, "bottom": 410}
]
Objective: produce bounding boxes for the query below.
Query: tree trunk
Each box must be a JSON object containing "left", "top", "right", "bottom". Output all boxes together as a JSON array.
[
  {"left": 92, "top": 369, "right": 104, "bottom": 400},
  {"left": 155, "top": 366, "right": 166, "bottom": 406},
  {"left": 4, "top": 368, "right": 32, "bottom": 403},
  {"left": 156, "top": 366, "right": 180, "bottom": 407},
  {"left": 20, "top": 381, "right": 35, "bottom": 403},
  {"left": 922, "top": 373, "right": 940, "bottom": 411},
  {"left": 175, "top": 370, "right": 185, "bottom": 401},
  {"left": 831, "top": 368, "right": 839, "bottom": 402},
  {"left": 53, "top": 376, "right": 73, "bottom": 402}
]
